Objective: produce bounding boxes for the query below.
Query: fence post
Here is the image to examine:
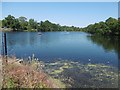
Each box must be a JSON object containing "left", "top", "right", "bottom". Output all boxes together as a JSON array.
[
  {"left": 4, "top": 33, "right": 7, "bottom": 56},
  {"left": 3, "top": 32, "right": 7, "bottom": 64}
]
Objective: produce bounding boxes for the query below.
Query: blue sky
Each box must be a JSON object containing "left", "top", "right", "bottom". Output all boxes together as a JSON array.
[{"left": 2, "top": 2, "right": 118, "bottom": 27}]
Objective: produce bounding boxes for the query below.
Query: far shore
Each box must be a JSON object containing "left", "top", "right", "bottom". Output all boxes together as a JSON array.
[{"left": 0, "top": 27, "right": 83, "bottom": 32}]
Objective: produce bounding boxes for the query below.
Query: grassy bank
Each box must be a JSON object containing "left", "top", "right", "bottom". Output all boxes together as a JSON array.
[
  {"left": 1, "top": 56, "right": 118, "bottom": 88},
  {"left": 1, "top": 56, "right": 65, "bottom": 88}
]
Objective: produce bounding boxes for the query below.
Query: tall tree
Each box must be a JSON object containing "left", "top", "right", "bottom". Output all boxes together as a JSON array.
[
  {"left": 28, "top": 19, "right": 38, "bottom": 31},
  {"left": 105, "top": 17, "right": 118, "bottom": 35},
  {"left": 0, "top": 20, "right": 2, "bottom": 28},
  {"left": 2, "top": 15, "right": 15, "bottom": 29},
  {"left": 18, "top": 16, "right": 28, "bottom": 30}
]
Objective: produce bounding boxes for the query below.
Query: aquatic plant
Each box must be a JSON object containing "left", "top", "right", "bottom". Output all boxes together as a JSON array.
[{"left": 44, "top": 60, "right": 118, "bottom": 88}]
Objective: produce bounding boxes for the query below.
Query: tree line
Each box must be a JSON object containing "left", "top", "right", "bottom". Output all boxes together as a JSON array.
[
  {"left": 1, "top": 15, "right": 119, "bottom": 36},
  {"left": 82, "top": 17, "right": 120, "bottom": 35},
  {"left": 1, "top": 15, "right": 81, "bottom": 32}
]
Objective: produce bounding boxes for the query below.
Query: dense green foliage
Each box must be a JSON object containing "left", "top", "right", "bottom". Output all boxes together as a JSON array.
[
  {"left": 83, "top": 17, "right": 119, "bottom": 35},
  {"left": 0, "top": 20, "right": 2, "bottom": 28},
  {"left": 1, "top": 15, "right": 81, "bottom": 32},
  {"left": 1, "top": 15, "right": 119, "bottom": 35}
]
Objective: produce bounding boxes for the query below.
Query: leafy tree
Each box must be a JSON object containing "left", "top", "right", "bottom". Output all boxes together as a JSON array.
[
  {"left": 18, "top": 16, "right": 28, "bottom": 30},
  {"left": 2, "top": 19, "right": 7, "bottom": 28},
  {"left": 5, "top": 15, "right": 16, "bottom": 29},
  {"left": 12, "top": 19, "right": 21, "bottom": 31},
  {"left": 2, "top": 15, "right": 118, "bottom": 35},
  {"left": 0, "top": 20, "right": 2, "bottom": 28},
  {"left": 39, "top": 20, "right": 59, "bottom": 31},
  {"left": 28, "top": 19, "right": 38, "bottom": 31},
  {"left": 83, "top": 17, "right": 119, "bottom": 35},
  {"left": 105, "top": 17, "right": 118, "bottom": 35},
  {"left": 1, "top": 15, "right": 81, "bottom": 32},
  {"left": 118, "top": 18, "right": 120, "bottom": 35}
]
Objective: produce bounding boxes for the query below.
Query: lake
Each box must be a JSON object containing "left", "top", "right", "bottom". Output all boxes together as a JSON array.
[
  {"left": 1, "top": 31, "right": 119, "bottom": 67},
  {"left": 0, "top": 31, "right": 119, "bottom": 88}
]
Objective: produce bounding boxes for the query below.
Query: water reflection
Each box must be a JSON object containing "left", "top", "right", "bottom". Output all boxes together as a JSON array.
[
  {"left": 87, "top": 35, "right": 120, "bottom": 62},
  {"left": 6, "top": 32, "right": 118, "bottom": 66},
  {"left": 87, "top": 35, "right": 120, "bottom": 85},
  {"left": 87, "top": 35, "right": 119, "bottom": 53},
  {"left": 2, "top": 32, "right": 119, "bottom": 88}
]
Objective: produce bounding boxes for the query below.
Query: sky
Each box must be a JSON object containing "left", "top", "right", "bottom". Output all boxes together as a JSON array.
[
  {"left": 1, "top": 2, "right": 118, "bottom": 27},
  {"left": 1, "top": 0, "right": 119, "bottom": 2}
]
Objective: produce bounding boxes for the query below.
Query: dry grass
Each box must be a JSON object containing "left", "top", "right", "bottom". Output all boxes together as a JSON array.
[{"left": 1, "top": 56, "right": 65, "bottom": 88}]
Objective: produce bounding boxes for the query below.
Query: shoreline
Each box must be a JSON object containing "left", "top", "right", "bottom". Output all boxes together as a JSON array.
[
  {"left": 1, "top": 28, "right": 119, "bottom": 36},
  {"left": 0, "top": 28, "right": 82, "bottom": 32},
  {"left": 0, "top": 56, "right": 118, "bottom": 88},
  {"left": 1, "top": 56, "right": 65, "bottom": 88}
]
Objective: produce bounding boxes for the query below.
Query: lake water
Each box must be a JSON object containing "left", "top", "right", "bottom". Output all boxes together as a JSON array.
[
  {"left": 0, "top": 31, "right": 119, "bottom": 88},
  {"left": 1, "top": 32, "right": 119, "bottom": 67}
]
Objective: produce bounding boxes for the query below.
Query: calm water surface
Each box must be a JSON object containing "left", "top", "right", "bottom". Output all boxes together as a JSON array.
[{"left": 1, "top": 32, "right": 119, "bottom": 66}]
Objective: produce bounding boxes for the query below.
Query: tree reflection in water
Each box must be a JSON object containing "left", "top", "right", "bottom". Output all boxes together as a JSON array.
[{"left": 87, "top": 35, "right": 120, "bottom": 88}]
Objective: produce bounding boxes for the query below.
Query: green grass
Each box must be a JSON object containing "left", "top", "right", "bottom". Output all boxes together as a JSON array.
[{"left": 6, "top": 78, "right": 15, "bottom": 88}]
